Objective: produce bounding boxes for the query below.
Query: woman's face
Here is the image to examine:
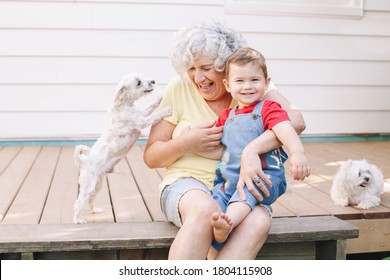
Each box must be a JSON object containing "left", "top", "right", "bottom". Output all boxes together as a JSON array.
[{"left": 187, "top": 54, "right": 227, "bottom": 101}]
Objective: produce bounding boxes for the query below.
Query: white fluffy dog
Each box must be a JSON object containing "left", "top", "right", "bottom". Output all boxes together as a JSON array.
[
  {"left": 331, "top": 159, "right": 384, "bottom": 209},
  {"left": 73, "top": 72, "right": 171, "bottom": 224}
]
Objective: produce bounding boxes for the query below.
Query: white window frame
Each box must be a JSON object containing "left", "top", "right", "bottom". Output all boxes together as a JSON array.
[{"left": 224, "top": 0, "right": 364, "bottom": 18}]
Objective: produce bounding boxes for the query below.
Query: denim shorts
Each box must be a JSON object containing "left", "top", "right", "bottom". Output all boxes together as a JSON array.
[{"left": 160, "top": 178, "right": 211, "bottom": 227}]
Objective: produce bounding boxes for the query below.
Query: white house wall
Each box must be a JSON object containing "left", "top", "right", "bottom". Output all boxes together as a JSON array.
[{"left": 0, "top": 0, "right": 389, "bottom": 140}]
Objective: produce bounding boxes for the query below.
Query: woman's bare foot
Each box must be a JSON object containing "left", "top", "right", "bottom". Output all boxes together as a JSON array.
[{"left": 211, "top": 212, "right": 233, "bottom": 243}]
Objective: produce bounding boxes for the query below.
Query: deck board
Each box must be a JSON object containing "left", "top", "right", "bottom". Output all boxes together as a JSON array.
[
  {"left": 126, "top": 146, "right": 167, "bottom": 222},
  {"left": 0, "top": 146, "right": 41, "bottom": 221},
  {"left": 40, "top": 146, "right": 79, "bottom": 224},
  {"left": 0, "top": 146, "right": 21, "bottom": 174},
  {"left": 0, "top": 141, "right": 389, "bottom": 255},
  {"left": 2, "top": 146, "right": 61, "bottom": 224},
  {"left": 107, "top": 159, "right": 151, "bottom": 223},
  {"left": 286, "top": 176, "right": 363, "bottom": 219}
]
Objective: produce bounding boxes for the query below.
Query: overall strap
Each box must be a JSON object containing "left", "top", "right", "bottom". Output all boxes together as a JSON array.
[
  {"left": 252, "top": 101, "right": 264, "bottom": 115},
  {"left": 227, "top": 106, "right": 237, "bottom": 118}
]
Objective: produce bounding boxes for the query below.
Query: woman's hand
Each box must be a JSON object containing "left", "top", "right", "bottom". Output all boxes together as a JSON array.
[
  {"left": 182, "top": 121, "right": 223, "bottom": 153},
  {"left": 237, "top": 143, "right": 272, "bottom": 202}
]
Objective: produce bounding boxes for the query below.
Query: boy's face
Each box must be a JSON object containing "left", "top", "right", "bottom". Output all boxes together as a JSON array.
[{"left": 223, "top": 63, "right": 270, "bottom": 109}]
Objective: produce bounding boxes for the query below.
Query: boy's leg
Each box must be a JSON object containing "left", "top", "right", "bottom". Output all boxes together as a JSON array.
[
  {"left": 216, "top": 205, "right": 272, "bottom": 260},
  {"left": 211, "top": 212, "right": 232, "bottom": 243},
  {"left": 212, "top": 200, "right": 252, "bottom": 243},
  {"left": 210, "top": 186, "right": 231, "bottom": 243}
]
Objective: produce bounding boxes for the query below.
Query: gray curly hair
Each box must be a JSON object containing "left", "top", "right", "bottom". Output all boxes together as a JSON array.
[{"left": 170, "top": 20, "right": 247, "bottom": 75}]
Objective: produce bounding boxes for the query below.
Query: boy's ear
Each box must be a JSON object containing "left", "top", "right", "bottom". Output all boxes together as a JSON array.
[
  {"left": 265, "top": 77, "right": 271, "bottom": 89},
  {"left": 223, "top": 79, "right": 230, "bottom": 92}
]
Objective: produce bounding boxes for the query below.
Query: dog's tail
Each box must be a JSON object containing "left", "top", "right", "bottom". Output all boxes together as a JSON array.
[{"left": 73, "top": 145, "right": 90, "bottom": 169}]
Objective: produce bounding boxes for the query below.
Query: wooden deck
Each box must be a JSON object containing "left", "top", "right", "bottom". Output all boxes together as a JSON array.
[{"left": 0, "top": 141, "right": 389, "bottom": 259}]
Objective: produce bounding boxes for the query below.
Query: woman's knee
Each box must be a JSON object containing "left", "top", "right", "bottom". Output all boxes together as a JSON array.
[
  {"left": 242, "top": 206, "right": 272, "bottom": 235},
  {"left": 179, "top": 190, "right": 220, "bottom": 222}
]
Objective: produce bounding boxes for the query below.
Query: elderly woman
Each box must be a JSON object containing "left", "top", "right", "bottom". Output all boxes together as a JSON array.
[{"left": 144, "top": 21, "right": 305, "bottom": 260}]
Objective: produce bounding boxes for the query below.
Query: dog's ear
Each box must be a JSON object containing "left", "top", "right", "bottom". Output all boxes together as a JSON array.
[{"left": 114, "top": 85, "right": 128, "bottom": 106}]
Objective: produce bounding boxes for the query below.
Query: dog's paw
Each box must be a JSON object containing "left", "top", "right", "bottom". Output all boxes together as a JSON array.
[
  {"left": 162, "top": 106, "right": 172, "bottom": 117},
  {"left": 155, "top": 94, "right": 164, "bottom": 104},
  {"left": 357, "top": 198, "right": 380, "bottom": 209},
  {"left": 332, "top": 198, "right": 349, "bottom": 207},
  {"left": 74, "top": 217, "right": 87, "bottom": 224},
  {"left": 356, "top": 201, "right": 375, "bottom": 209}
]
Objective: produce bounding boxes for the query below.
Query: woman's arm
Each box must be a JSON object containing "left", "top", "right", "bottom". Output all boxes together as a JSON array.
[
  {"left": 144, "top": 120, "right": 223, "bottom": 168},
  {"left": 193, "top": 145, "right": 224, "bottom": 160},
  {"left": 265, "top": 89, "right": 306, "bottom": 134}
]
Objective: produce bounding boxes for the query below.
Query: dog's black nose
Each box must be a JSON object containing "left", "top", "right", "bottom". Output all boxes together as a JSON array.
[{"left": 364, "top": 177, "right": 370, "bottom": 182}]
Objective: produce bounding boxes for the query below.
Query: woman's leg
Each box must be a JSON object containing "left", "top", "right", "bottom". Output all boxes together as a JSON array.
[
  {"left": 169, "top": 189, "right": 221, "bottom": 259},
  {"left": 215, "top": 205, "right": 271, "bottom": 260}
]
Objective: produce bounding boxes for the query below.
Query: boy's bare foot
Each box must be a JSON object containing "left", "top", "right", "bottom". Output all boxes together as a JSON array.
[{"left": 211, "top": 212, "right": 233, "bottom": 243}]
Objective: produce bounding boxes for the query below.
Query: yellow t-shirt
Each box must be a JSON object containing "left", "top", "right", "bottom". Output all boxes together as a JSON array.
[{"left": 158, "top": 76, "right": 276, "bottom": 193}]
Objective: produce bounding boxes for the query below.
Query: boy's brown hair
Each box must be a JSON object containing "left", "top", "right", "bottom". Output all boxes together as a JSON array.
[{"left": 225, "top": 47, "right": 268, "bottom": 79}]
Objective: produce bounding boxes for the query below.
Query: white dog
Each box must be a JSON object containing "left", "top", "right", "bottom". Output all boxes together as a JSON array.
[
  {"left": 331, "top": 159, "right": 384, "bottom": 209},
  {"left": 73, "top": 72, "right": 171, "bottom": 223}
]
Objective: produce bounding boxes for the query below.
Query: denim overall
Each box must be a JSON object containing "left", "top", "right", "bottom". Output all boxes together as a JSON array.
[{"left": 212, "top": 101, "right": 288, "bottom": 213}]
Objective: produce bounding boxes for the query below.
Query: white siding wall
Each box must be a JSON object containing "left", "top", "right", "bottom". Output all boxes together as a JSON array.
[{"left": 0, "top": 0, "right": 389, "bottom": 140}]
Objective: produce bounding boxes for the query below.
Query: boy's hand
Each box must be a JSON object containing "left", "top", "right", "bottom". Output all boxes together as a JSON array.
[{"left": 289, "top": 153, "right": 311, "bottom": 181}]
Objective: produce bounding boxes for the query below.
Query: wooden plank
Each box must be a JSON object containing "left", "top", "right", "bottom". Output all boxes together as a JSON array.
[
  {"left": 286, "top": 176, "right": 363, "bottom": 220},
  {"left": 326, "top": 142, "right": 390, "bottom": 175},
  {"left": 82, "top": 177, "right": 115, "bottom": 224},
  {"left": 126, "top": 146, "right": 166, "bottom": 222},
  {"left": 275, "top": 188, "right": 329, "bottom": 217},
  {"left": 361, "top": 205, "right": 390, "bottom": 219},
  {"left": 138, "top": 145, "right": 166, "bottom": 179},
  {"left": 346, "top": 218, "right": 390, "bottom": 254},
  {"left": 304, "top": 143, "right": 345, "bottom": 173},
  {"left": 0, "top": 57, "right": 175, "bottom": 85},
  {"left": 4, "top": 30, "right": 390, "bottom": 62},
  {"left": 267, "top": 216, "right": 359, "bottom": 243},
  {"left": 106, "top": 158, "right": 151, "bottom": 222},
  {"left": 0, "top": 222, "right": 178, "bottom": 253},
  {"left": 272, "top": 201, "right": 295, "bottom": 218},
  {"left": 0, "top": 112, "right": 107, "bottom": 139},
  {"left": 0, "top": 2, "right": 222, "bottom": 31},
  {"left": 1, "top": 146, "right": 60, "bottom": 224},
  {"left": 380, "top": 192, "right": 390, "bottom": 208},
  {"left": 0, "top": 29, "right": 172, "bottom": 58},
  {"left": 40, "top": 147, "right": 79, "bottom": 224},
  {"left": 316, "top": 240, "right": 348, "bottom": 260},
  {"left": 0, "top": 146, "right": 41, "bottom": 222},
  {"left": 0, "top": 216, "right": 358, "bottom": 254},
  {"left": 2, "top": 1, "right": 390, "bottom": 37},
  {"left": 0, "top": 146, "right": 21, "bottom": 174},
  {"left": 303, "top": 111, "right": 389, "bottom": 136},
  {"left": 257, "top": 242, "right": 315, "bottom": 260},
  {"left": 34, "top": 250, "right": 117, "bottom": 260},
  {"left": 3, "top": 57, "right": 390, "bottom": 87},
  {"left": 282, "top": 86, "right": 390, "bottom": 111}
]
